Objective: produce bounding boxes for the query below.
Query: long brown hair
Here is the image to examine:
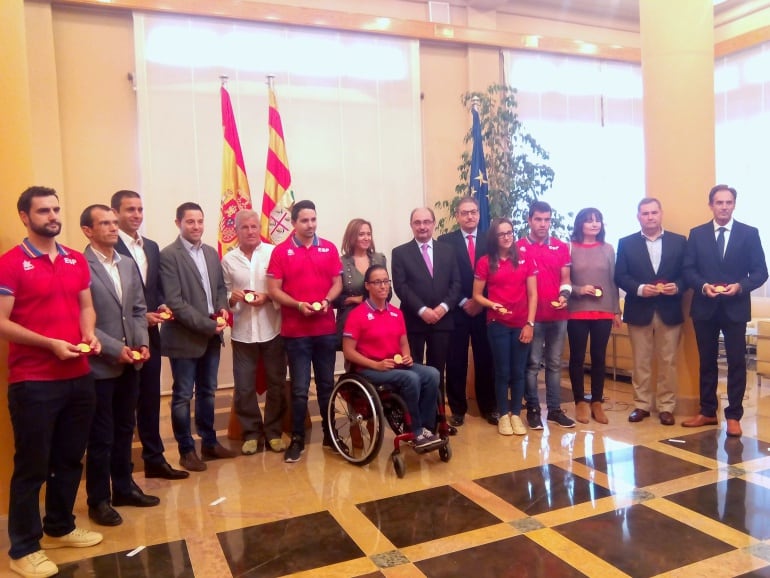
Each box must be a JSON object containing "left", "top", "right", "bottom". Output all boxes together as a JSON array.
[
  {"left": 486, "top": 217, "right": 518, "bottom": 273},
  {"left": 341, "top": 218, "right": 376, "bottom": 257}
]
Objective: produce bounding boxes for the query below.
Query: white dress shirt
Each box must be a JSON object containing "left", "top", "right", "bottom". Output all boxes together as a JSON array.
[{"left": 118, "top": 229, "right": 148, "bottom": 283}]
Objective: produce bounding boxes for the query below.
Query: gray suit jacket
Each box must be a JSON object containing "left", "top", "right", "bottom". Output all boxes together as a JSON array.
[
  {"left": 159, "top": 237, "right": 228, "bottom": 358},
  {"left": 85, "top": 245, "right": 149, "bottom": 380}
]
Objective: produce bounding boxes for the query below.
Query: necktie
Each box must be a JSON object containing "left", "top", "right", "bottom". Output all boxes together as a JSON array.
[
  {"left": 467, "top": 234, "right": 475, "bottom": 264},
  {"left": 717, "top": 227, "right": 726, "bottom": 261},
  {"left": 421, "top": 243, "right": 433, "bottom": 276}
]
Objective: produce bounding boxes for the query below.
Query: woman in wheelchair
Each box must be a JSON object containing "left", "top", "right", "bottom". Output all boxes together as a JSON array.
[{"left": 341, "top": 264, "right": 443, "bottom": 450}]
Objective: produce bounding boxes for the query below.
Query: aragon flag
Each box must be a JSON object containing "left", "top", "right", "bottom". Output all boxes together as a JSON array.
[
  {"left": 261, "top": 86, "right": 294, "bottom": 244},
  {"left": 218, "top": 84, "right": 252, "bottom": 256}
]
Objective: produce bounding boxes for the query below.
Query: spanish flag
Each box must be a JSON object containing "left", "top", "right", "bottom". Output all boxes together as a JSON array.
[
  {"left": 261, "top": 86, "right": 294, "bottom": 244},
  {"left": 218, "top": 84, "right": 252, "bottom": 256}
]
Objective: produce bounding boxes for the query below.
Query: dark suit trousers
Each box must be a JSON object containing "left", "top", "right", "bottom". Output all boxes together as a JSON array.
[
  {"left": 136, "top": 327, "right": 165, "bottom": 465},
  {"left": 86, "top": 367, "right": 140, "bottom": 507},
  {"left": 445, "top": 309, "right": 495, "bottom": 416},
  {"left": 693, "top": 311, "right": 747, "bottom": 420},
  {"left": 408, "top": 329, "right": 450, "bottom": 398}
]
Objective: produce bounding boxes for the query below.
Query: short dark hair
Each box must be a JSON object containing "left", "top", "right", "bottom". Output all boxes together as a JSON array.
[
  {"left": 80, "top": 204, "right": 112, "bottom": 228},
  {"left": 291, "top": 200, "right": 316, "bottom": 222},
  {"left": 176, "top": 202, "right": 203, "bottom": 222},
  {"left": 364, "top": 264, "right": 388, "bottom": 283},
  {"left": 571, "top": 207, "right": 606, "bottom": 243},
  {"left": 709, "top": 184, "right": 737, "bottom": 204},
  {"left": 528, "top": 201, "right": 552, "bottom": 218},
  {"left": 111, "top": 189, "right": 141, "bottom": 211},
  {"left": 17, "top": 186, "right": 59, "bottom": 214},
  {"left": 455, "top": 196, "right": 479, "bottom": 211}
]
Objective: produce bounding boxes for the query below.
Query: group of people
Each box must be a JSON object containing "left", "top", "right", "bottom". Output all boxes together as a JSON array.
[{"left": 0, "top": 183, "right": 766, "bottom": 578}]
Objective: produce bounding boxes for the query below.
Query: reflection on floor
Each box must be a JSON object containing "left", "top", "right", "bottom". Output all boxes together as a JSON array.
[{"left": 4, "top": 376, "right": 770, "bottom": 577}]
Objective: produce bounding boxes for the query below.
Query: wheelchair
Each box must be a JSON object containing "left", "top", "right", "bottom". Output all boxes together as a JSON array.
[{"left": 327, "top": 373, "right": 452, "bottom": 478}]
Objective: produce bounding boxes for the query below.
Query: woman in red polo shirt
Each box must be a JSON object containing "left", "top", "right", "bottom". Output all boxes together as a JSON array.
[
  {"left": 342, "top": 264, "right": 442, "bottom": 449},
  {"left": 473, "top": 217, "right": 537, "bottom": 436}
]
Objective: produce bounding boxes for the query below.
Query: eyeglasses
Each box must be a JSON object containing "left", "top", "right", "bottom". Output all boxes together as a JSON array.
[
  {"left": 412, "top": 220, "right": 434, "bottom": 227},
  {"left": 367, "top": 279, "right": 392, "bottom": 287},
  {"left": 497, "top": 231, "right": 514, "bottom": 238},
  {"left": 459, "top": 209, "right": 479, "bottom": 217}
]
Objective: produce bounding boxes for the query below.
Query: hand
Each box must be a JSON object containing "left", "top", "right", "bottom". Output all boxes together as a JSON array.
[
  {"left": 432, "top": 306, "right": 446, "bottom": 321},
  {"left": 343, "top": 295, "right": 363, "bottom": 306},
  {"left": 704, "top": 284, "right": 723, "bottom": 298},
  {"left": 660, "top": 282, "right": 678, "bottom": 296},
  {"left": 51, "top": 339, "right": 82, "bottom": 360},
  {"left": 641, "top": 284, "right": 660, "bottom": 298},
  {"left": 582, "top": 285, "right": 598, "bottom": 297},
  {"left": 722, "top": 283, "right": 740, "bottom": 296},
  {"left": 117, "top": 346, "right": 135, "bottom": 364},
  {"left": 230, "top": 289, "right": 247, "bottom": 305},
  {"left": 519, "top": 325, "right": 534, "bottom": 343},
  {"left": 462, "top": 299, "right": 483, "bottom": 316},
  {"left": 420, "top": 308, "right": 439, "bottom": 324},
  {"left": 613, "top": 314, "right": 622, "bottom": 329},
  {"left": 376, "top": 359, "right": 395, "bottom": 371},
  {"left": 82, "top": 335, "right": 101, "bottom": 355},
  {"left": 146, "top": 311, "right": 164, "bottom": 327},
  {"left": 138, "top": 345, "right": 150, "bottom": 362},
  {"left": 399, "top": 354, "right": 414, "bottom": 367}
]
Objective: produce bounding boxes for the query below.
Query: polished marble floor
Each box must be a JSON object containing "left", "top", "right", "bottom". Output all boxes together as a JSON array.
[{"left": 4, "top": 374, "right": 770, "bottom": 577}]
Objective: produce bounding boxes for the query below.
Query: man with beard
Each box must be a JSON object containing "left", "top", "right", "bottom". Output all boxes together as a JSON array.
[{"left": 0, "top": 187, "right": 103, "bottom": 578}]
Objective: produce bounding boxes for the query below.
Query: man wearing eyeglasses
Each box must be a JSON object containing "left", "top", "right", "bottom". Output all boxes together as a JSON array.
[
  {"left": 392, "top": 207, "right": 461, "bottom": 432},
  {"left": 437, "top": 197, "right": 497, "bottom": 428}
]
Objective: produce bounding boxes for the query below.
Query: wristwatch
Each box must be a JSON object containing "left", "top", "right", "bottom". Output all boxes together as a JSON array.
[{"left": 527, "top": 321, "right": 535, "bottom": 327}]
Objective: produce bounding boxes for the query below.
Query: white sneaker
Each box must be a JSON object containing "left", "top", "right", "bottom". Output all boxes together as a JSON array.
[
  {"left": 39, "top": 527, "right": 102, "bottom": 550},
  {"left": 498, "top": 414, "right": 514, "bottom": 435},
  {"left": 9, "top": 551, "right": 58, "bottom": 578},
  {"left": 511, "top": 415, "right": 527, "bottom": 435}
]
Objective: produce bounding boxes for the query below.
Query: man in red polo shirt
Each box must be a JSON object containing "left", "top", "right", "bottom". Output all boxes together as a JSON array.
[
  {"left": 0, "top": 186, "right": 103, "bottom": 578},
  {"left": 267, "top": 200, "right": 342, "bottom": 463}
]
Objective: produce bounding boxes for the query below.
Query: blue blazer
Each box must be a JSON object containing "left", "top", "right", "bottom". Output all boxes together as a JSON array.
[{"left": 683, "top": 220, "right": 768, "bottom": 323}]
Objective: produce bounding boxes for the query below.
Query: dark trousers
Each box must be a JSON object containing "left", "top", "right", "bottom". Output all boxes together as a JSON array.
[
  {"left": 445, "top": 309, "right": 495, "bottom": 416},
  {"left": 7, "top": 374, "right": 95, "bottom": 559},
  {"left": 86, "top": 367, "right": 141, "bottom": 507},
  {"left": 408, "top": 329, "right": 450, "bottom": 398},
  {"left": 568, "top": 319, "right": 613, "bottom": 403},
  {"left": 232, "top": 336, "right": 287, "bottom": 441},
  {"left": 136, "top": 328, "right": 165, "bottom": 466},
  {"left": 693, "top": 312, "right": 747, "bottom": 420}
]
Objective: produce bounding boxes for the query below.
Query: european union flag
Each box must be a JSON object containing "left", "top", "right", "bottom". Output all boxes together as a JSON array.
[{"left": 470, "top": 106, "right": 490, "bottom": 235}]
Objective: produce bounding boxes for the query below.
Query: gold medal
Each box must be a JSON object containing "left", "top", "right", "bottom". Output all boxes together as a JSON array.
[
  {"left": 244, "top": 292, "right": 255, "bottom": 303},
  {"left": 394, "top": 354, "right": 403, "bottom": 364},
  {"left": 131, "top": 350, "right": 142, "bottom": 361},
  {"left": 312, "top": 302, "right": 322, "bottom": 311},
  {"left": 77, "top": 343, "right": 91, "bottom": 354}
]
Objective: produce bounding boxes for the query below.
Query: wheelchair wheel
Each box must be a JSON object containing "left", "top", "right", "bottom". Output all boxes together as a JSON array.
[
  {"left": 327, "top": 375, "right": 384, "bottom": 466},
  {"left": 439, "top": 442, "right": 452, "bottom": 462},
  {"left": 391, "top": 452, "right": 406, "bottom": 478},
  {"left": 379, "top": 390, "right": 408, "bottom": 436}
]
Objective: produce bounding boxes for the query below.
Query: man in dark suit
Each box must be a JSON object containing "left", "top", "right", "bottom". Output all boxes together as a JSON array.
[
  {"left": 682, "top": 185, "right": 768, "bottom": 437},
  {"left": 160, "top": 202, "right": 235, "bottom": 471},
  {"left": 437, "top": 196, "right": 496, "bottom": 427},
  {"left": 81, "top": 204, "right": 159, "bottom": 527},
  {"left": 615, "top": 198, "right": 687, "bottom": 426},
  {"left": 392, "top": 207, "right": 461, "bottom": 431},
  {"left": 112, "top": 190, "right": 188, "bottom": 480}
]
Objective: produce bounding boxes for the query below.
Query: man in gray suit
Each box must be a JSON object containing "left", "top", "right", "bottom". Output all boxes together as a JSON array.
[
  {"left": 160, "top": 202, "right": 235, "bottom": 472},
  {"left": 81, "top": 204, "right": 159, "bottom": 528}
]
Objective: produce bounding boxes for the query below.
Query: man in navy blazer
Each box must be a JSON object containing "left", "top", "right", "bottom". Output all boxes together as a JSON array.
[
  {"left": 81, "top": 204, "right": 158, "bottom": 527},
  {"left": 160, "top": 202, "right": 235, "bottom": 471},
  {"left": 682, "top": 185, "right": 768, "bottom": 436},
  {"left": 437, "top": 197, "right": 496, "bottom": 427},
  {"left": 615, "top": 198, "right": 687, "bottom": 426},
  {"left": 392, "top": 207, "right": 461, "bottom": 429},
  {"left": 112, "top": 190, "right": 188, "bottom": 481}
]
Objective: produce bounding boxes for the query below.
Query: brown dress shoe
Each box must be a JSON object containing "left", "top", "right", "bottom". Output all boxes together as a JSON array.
[
  {"left": 658, "top": 411, "right": 675, "bottom": 426},
  {"left": 201, "top": 442, "right": 237, "bottom": 460},
  {"left": 726, "top": 419, "right": 742, "bottom": 437},
  {"left": 681, "top": 414, "right": 718, "bottom": 427},
  {"left": 179, "top": 450, "right": 207, "bottom": 472},
  {"left": 575, "top": 401, "right": 590, "bottom": 424},
  {"left": 628, "top": 409, "right": 651, "bottom": 423},
  {"left": 591, "top": 401, "right": 608, "bottom": 424}
]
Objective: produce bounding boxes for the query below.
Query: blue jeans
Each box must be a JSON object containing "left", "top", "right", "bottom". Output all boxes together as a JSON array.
[
  {"left": 7, "top": 375, "right": 95, "bottom": 560},
  {"left": 359, "top": 364, "right": 440, "bottom": 433},
  {"left": 525, "top": 320, "right": 567, "bottom": 412},
  {"left": 169, "top": 337, "right": 221, "bottom": 454},
  {"left": 285, "top": 334, "right": 337, "bottom": 439},
  {"left": 487, "top": 322, "right": 531, "bottom": 416}
]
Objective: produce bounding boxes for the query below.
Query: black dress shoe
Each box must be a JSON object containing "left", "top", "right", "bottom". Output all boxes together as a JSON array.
[
  {"left": 485, "top": 412, "right": 500, "bottom": 426},
  {"left": 449, "top": 414, "right": 464, "bottom": 427},
  {"left": 89, "top": 501, "right": 123, "bottom": 526},
  {"left": 628, "top": 409, "right": 651, "bottom": 423},
  {"left": 112, "top": 488, "right": 160, "bottom": 508},
  {"left": 448, "top": 425, "right": 458, "bottom": 436},
  {"left": 145, "top": 461, "right": 190, "bottom": 480}
]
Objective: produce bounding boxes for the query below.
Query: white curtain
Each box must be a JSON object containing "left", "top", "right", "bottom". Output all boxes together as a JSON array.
[{"left": 133, "top": 12, "right": 423, "bottom": 257}]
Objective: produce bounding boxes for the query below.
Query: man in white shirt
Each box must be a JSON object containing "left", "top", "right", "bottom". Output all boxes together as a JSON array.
[{"left": 221, "top": 209, "right": 287, "bottom": 454}]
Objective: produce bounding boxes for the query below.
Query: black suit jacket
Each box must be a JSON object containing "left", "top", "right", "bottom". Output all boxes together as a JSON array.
[
  {"left": 116, "top": 235, "right": 163, "bottom": 348},
  {"left": 437, "top": 229, "right": 487, "bottom": 302},
  {"left": 615, "top": 230, "right": 687, "bottom": 326},
  {"left": 683, "top": 220, "right": 768, "bottom": 323},
  {"left": 391, "top": 239, "right": 461, "bottom": 333}
]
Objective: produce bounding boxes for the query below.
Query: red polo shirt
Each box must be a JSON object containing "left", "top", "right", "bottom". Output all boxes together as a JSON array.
[
  {"left": 267, "top": 234, "right": 342, "bottom": 338},
  {"left": 343, "top": 300, "right": 405, "bottom": 370},
  {"left": 0, "top": 239, "right": 91, "bottom": 383},
  {"left": 517, "top": 236, "right": 571, "bottom": 322},
  {"left": 475, "top": 253, "right": 537, "bottom": 328}
]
